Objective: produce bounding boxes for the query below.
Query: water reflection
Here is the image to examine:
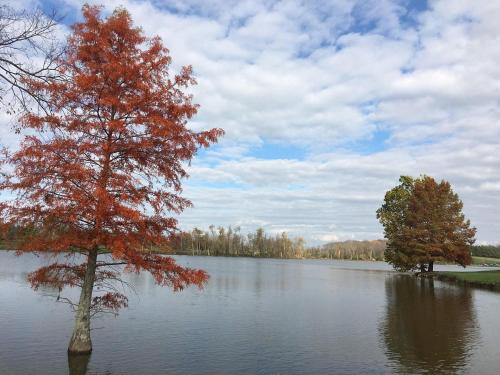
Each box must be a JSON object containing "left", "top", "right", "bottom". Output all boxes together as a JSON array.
[
  {"left": 381, "top": 275, "right": 479, "bottom": 374},
  {"left": 68, "top": 353, "right": 90, "bottom": 375},
  {"left": 4, "top": 253, "right": 498, "bottom": 374}
]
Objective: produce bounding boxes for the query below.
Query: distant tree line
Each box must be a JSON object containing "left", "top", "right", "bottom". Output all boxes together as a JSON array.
[
  {"left": 170, "top": 226, "right": 306, "bottom": 258},
  {"left": 169, "top": 226, "right": 387, "bottom": 260},
  {"left": 0, "top": 223, "right": 30, "bottom": 249},
  {"left": 2, "top": 222, "right": 495, "bottom": 262},
  {"left": 471, "top": 245, "right": 500, "bottom": 259},
  {"left": 305, "top": 240, "right": 386, "bottom": 261}
]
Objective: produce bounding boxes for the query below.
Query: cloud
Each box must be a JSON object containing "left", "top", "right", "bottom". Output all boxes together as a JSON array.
[{"left": 2, "top": 0, "right": 500, "bottom": 244}]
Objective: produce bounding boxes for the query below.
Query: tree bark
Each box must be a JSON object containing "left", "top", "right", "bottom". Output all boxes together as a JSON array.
[
  {"left": 68, "top": 249, "right": 98, "bottom": 354},
  {"left": 68, "top": 126, "right": 111, "bottom": 354},
  {"left": 428, "top": 261, "right": 434, "bottom": 272}
]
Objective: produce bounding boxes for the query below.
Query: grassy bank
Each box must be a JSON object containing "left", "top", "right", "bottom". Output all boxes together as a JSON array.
[
  {"left": 435, "top": 270, "right": 500, "bottom": 291},
  {"left": 472, "top": 256, "right": 500, "bottom": 266}
]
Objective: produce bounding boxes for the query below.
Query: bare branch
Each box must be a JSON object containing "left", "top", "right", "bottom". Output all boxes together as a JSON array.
[
  {"left": 95, "top": 261, "right": 128, "bottom": 267},
  {"left": 0, "top": 5, "right": 63, "bottom": 113}
]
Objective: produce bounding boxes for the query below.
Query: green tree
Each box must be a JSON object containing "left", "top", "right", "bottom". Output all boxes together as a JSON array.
[
  {"left": 376, "top": 176, "right": 416, "bottom": 270},
  {"left": 377, "top": 176, "right": 476, "bottom": 272}
]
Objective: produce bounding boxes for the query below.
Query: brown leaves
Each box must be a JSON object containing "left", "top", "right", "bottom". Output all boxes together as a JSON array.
[
  {"left": 91, "top": 292, "right": 128, "bottom": 316},
  {"left": 405, "top": 177, "right": 476, "bottom": 266},
  {"left": 1, "top": 5, "right": 217, "bottom": 300},
  {"left": 379, "top": 175, "right": 476, "bottom": 271},
  {"left": 124, "top": 253, "right": 209, "bottom": 291},
  {"left": 28, "top": 263, "right": 86, "bottom": 290}
]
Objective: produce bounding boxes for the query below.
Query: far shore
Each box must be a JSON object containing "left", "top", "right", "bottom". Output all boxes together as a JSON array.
[
  {"left": 1, "top": 247, "right": 500, "bottom": 267},
  {"left": 2, "top": 247, "right": 500, "bottom": 292}
]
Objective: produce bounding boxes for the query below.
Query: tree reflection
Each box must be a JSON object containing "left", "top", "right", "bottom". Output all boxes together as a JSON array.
[
  {"left": 68, "top": 353, "right": 90, "bottom": 375},
  {"left": 381, "top": 275, "right": 478, "bottom": 374}
]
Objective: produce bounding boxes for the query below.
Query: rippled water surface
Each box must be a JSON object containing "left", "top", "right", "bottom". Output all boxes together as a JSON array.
[{"left": 1, "top": 252, "right": 499, "bottom": 374}]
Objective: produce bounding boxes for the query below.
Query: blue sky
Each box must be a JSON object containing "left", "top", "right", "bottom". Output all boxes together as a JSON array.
[{"left": 4, "top": 0, "right": 500, "bottom": 244}]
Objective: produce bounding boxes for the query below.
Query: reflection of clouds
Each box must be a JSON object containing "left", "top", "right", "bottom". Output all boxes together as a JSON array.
[
  {"left": 3, "top": 252, "right": 497, "bottom": 374},
  {"left": 381, "top": 275, "right": 479, "bottom": 374}
]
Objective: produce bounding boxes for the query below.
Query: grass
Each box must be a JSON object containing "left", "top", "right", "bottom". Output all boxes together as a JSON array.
[
  {"left": 440, "top": 270, "right": 500, "bottom": 283},
  {"left": 435, "top": 270, "right": 500, "bottom": 291},
  {"left": 471, "top": 256, "right": 500, "bottom": 266}
]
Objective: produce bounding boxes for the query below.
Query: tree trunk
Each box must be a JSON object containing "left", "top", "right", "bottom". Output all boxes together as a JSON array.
[
  {"left": 428, "top": 261, "right": 434, "bottom": 272},
  {"left": 419, "top": 263, "right": 427, "bottom": 273},
  {"left": 68, "top": 249, "right": 98, "bottom": 354}
]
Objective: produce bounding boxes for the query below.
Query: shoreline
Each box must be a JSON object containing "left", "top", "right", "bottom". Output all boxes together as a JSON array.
[
  {"left": 2, "top": 249, "right": 499, "bottom": 292},
  {"left": 1, "top": 247, "right": 499, "bottom": 266},
  {"left": 432, "top": 271, "right": 500, "bottom": 292}
]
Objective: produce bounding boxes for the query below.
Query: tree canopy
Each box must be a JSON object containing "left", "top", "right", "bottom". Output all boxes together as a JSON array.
[
  {"left": 0, "top": 5, "right": 223, "bottom": 354},
  {"left": 377, "top": 176, "right": 476, "bottom": 272}
]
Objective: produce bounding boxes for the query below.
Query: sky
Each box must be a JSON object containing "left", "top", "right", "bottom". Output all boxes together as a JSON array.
[{"left": 3, "top": 0, "right": 500, "bottom": 245}]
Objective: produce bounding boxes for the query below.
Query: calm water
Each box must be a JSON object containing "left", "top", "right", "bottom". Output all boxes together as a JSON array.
[{"left": 1, "top": 252, "right": 499, "bottom": 375}]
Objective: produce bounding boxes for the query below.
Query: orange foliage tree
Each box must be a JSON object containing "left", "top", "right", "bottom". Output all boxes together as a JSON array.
[
  {"left": 377, "top": 176, "right": 476, "bottom": 272},
  {"left": 402, "top": 177, "right": 476, "bottom": 272},
  {"left": 0, "top": 5, "right": 222, "bottom": 354}
]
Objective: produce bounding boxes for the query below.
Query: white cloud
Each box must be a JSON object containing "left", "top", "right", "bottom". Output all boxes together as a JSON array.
[{"left": 2, "top": 0, "right": 500, "bottom": 244}]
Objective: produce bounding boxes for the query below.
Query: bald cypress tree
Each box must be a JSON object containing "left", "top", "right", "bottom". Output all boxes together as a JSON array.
[{"left": 377, "top": 176, "right": 476, "bottom": 272}]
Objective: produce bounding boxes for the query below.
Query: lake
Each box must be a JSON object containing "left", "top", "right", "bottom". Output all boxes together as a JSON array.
[{"left": 1, "top": 251, "right": 499, "bottom": 374}]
